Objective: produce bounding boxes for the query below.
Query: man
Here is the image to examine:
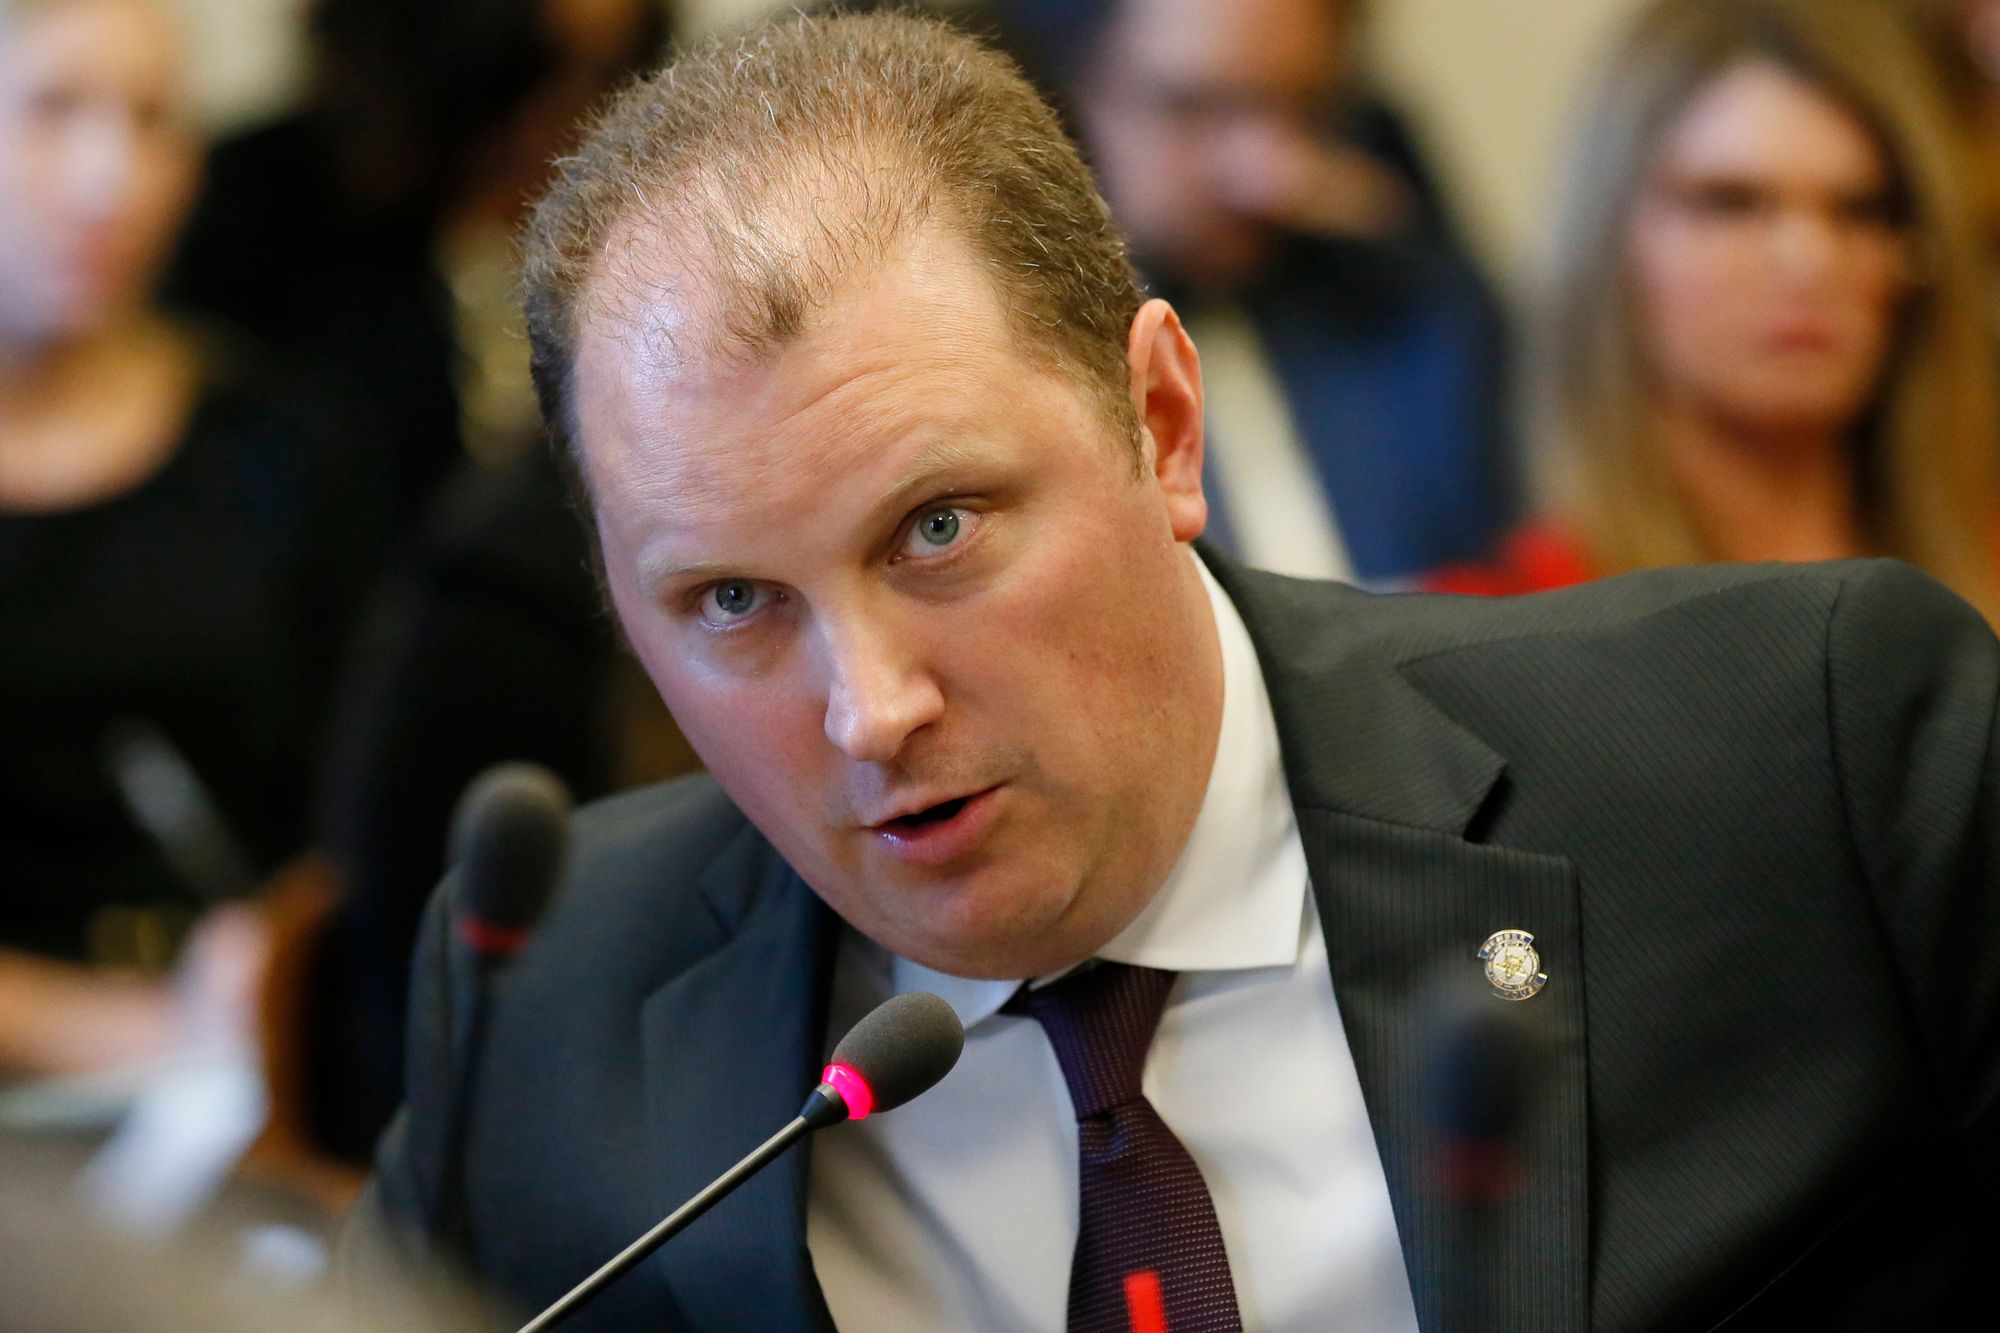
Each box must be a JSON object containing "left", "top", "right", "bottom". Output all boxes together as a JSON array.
[
  {"left": 348, "top": 14, "right": 2000, "bottom": 1331},
  {"left": 1065, "top": 0, "right": 1514, "bottom": 582}
]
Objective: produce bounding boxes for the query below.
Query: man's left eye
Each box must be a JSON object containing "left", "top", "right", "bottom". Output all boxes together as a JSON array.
[{"left": 899, "top": 507, "right": 974, "bottom": 558}]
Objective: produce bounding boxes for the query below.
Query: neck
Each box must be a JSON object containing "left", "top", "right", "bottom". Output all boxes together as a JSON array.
[{"left": 1656, "top": 405, "right": 1864, "bottom": 565}]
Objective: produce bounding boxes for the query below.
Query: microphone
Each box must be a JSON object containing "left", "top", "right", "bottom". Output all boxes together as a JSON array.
[
  {"left": 448, "top": 762, "right": 573, "bottom": 964},
  {"left": 434, "top": 763, "right": 573, "bottom": 1247},
  {"left": 1419, "top": 972, "right": 1546, "bottom": 1333},
  {"left": 102, "top": 716, "right": 258, "bottom": 904},
  {"left": 518, "top": 991, "right": 965, "bottom": 1333}
]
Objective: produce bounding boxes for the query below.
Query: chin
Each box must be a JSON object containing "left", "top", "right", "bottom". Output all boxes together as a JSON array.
[
  {"left": 904, "top": 935, "right": 1097, "bottom": 983},
  {"left": 1731, "top": 394, "right": 1868, "bottom": 439},
  {"left": 878, "top": 881, "right": 1103, "bottom": 980}
]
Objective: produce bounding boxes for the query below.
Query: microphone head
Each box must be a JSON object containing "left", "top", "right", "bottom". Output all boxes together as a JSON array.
[
  {"left": 1418, "top": 971, "right": 1548, "bottom": 1204},
  {"left": 824, "top": 992, "right": 964, "bottom": 1118},
  {"left": 448, "top": 762, "right": 573, "bottom": 957}
]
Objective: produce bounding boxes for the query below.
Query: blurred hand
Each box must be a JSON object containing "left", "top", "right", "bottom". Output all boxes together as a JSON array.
[
  {"left": 0, "top": 904, "right": 272, "bottom": 1079},
  {"left": 1208, "top": 123, "right": 1417, "bottom": 242},
  {"left": 169, "top": 903, "right": 272, "bottom": 1059}
]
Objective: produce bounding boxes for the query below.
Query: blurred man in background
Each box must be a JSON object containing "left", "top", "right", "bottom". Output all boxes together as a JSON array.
[{"left": 1067, "top": 0, "right": 1515, "bottom": 583}]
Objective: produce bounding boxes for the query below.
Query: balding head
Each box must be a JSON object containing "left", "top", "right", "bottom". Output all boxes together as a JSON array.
[{"left": 523, "top": 12, "right": 1147, "bottom": 493}]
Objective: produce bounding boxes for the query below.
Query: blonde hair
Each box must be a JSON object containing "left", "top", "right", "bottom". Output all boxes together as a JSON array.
[{"left": 1532, "top": 0, "right": 2000, "bottom": 619}]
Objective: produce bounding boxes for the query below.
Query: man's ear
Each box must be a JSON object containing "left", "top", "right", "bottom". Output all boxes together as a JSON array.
[{"left": 1125, "top": 298, "right": 1207, "bottom": 542}]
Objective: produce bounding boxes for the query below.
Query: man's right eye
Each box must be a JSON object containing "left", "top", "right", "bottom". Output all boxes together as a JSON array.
[{"left": 701, "top": 580, "right": 766, "bottom": 624}]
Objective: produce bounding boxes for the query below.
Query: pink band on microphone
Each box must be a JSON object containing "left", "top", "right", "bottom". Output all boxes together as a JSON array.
[{"left": 821, "top": 1062, "right": 875, "bottom": 1121}]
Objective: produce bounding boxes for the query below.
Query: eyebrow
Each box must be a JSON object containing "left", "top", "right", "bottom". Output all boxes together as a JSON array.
[
  {"left": 873, "top": 437, "right": 988, "bottom": 510},
  {"left": 635, "top": 553, "right": 733, "bottom": 594},
  {"left": 633, "top": 436, "right": 995, "bottom": 594}
]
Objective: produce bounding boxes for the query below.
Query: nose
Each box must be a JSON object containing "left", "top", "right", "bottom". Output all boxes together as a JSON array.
[
  {"left": 818, "top": 612, "right": 944, "bottom": 765},
  {"left": 63, "top": 106, "right": 140, "bottom": 224},
  {"left": 1768, "top": 207, "right": 1840, "bottom": 282}
]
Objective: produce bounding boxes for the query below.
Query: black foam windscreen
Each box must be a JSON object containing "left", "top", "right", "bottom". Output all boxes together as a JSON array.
[
  {"left": 448, "top": 762, "right": 573, "bottom": 933},
  {"left": 829, "top": 991, "right": 965, "bottom": 1114},
  {"left": 1418, "top": 970, "right": 1549, "bottom": 1201}
]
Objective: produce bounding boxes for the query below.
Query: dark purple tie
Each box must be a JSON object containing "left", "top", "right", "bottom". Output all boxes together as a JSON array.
[{"left": 1015, "top": 963, "right": 1246, "bottom": 1333}]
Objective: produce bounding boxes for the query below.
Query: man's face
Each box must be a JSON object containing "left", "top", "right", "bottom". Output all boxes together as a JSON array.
[
  {"left": 572, "top": 229, "right": 1220, "bottom": 979},
  {"left": 1081, "top": 0, "right": 1353, "bottom": 293}
]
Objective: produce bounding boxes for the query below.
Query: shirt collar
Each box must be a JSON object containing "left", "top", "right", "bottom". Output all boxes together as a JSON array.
[{"left": 887, "top": 554, "right": 1308, "bottom": 1031}]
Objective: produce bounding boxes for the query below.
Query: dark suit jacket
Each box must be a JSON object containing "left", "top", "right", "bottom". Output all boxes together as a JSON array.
[{"left": 348, "top": 556, "right": 2000, "bottom": 1331}]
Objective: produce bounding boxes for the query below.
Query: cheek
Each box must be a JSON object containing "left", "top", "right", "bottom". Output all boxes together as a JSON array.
[
  {"left": 0, "top": 133, "right": 51, "bottom": 232},
  {"left": 1841, "top": 281, "right": 1903, "bottom": 357},
  {"left": 631, "top": 625, "right": 837, "bottom": 818},
  {"left": 951, "top": 520, "right": 1185, "bottom": 765},
  {"left": 132, "top": 148, "right": 196, "bottom": 247},
  {"left": 1102, "top": 120, "right": 1207, "bottom": 224},
  {"left": 1631, "top": 234, "right": 1741, "bottom": 368}
]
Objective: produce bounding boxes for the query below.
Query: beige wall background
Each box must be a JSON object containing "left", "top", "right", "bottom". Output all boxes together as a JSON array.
[
  {"left": 171, "top": 0, "right": 1652, "bottom": 283},
  {"left": 1370, "top": 0, "right": 1648, "bottom": 283}
]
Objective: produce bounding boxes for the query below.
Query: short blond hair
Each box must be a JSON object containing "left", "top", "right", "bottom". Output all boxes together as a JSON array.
[{"left": 523, "top": 11, "right": 1147, "bottom": 471}]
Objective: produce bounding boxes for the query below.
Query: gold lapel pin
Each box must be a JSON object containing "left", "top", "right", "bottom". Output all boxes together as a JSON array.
[{"left": 1478, "top": 929, "right": 1548, "bottom": 1001}]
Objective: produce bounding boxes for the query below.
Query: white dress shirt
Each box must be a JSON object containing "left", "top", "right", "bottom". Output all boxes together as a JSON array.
[{"left": 807, "top": 559, "right": 1419, "bottom": 1332}]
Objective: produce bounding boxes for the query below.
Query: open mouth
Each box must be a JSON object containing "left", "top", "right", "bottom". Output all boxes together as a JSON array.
[
  {"left": 882, "top": 795, "right": 972, "bottom": 832},
  {"left": 869, "top": 786, "right": 1001, "bottom": 866}
]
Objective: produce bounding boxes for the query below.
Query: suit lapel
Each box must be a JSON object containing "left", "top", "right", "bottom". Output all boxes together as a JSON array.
[
  {"left": 639, "top": 826, "right": 840, "bottom": 1331},
  {"left": 1301, "top": 809, "right": 1587, "bottom": 1333},
  {"left": 1213, "top": 558, "right": 1591, "bottom": 1333}
]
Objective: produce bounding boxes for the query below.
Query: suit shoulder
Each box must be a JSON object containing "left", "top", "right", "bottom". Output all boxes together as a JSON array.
[
  {"left": 567, "top": 770, "right": 746, "bottom": 869},
  {"left": 1417, "top": 560, "right": 1989, "bottom": 681},
  {"left": 1387, "top": 560, "right": 1859, "bottom": 654},
  {"left": 1231, "top": 558, "right": 1955, "bottom": 664},
  {"left": 526, "top": 772, "right": 773, "bottom": 987}
]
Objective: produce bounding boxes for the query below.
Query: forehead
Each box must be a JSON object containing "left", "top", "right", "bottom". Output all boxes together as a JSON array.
[
  {"left": 1, "top": 0, "right": 181, "bottom": 85},
  {"left": 1656, "top": 60, "right": 1887, "bottom": 186},
  {"left": 570, "top": 223, "right": 1073, "bottom": 525}
]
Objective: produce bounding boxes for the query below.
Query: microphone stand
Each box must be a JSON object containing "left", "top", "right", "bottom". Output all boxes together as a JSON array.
[{"left": 517, "top": 1086, "right": 849, "bottom": 1333}]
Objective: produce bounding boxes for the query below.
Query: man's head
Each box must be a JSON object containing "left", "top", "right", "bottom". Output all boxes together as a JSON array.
[
  {"left": 1076, "top": 0, "right": 1362, "bottom": 293},
  {"left": 522, "top": 13, "right": 1224, "bottom": 980}
]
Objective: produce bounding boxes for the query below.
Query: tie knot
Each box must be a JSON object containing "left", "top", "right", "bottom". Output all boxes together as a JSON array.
[{"left": 1014, "top": 962, "right": 1176, "bottom": 1120}]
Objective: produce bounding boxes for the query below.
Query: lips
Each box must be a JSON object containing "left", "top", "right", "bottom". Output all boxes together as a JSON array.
[
  {"left": 868, "top": 785, "right": 1002, "bottom": 868},
  {"left": 1762, "top": 319, "right": 1841, "bottom": 354},
  {"left": 878, "top": 794, "right": 974, "bottom": 831}
]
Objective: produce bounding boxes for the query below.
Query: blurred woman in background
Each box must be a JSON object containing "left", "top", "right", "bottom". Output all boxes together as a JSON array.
[
  {"left": 1429, "top": 0, "right": 2000, "bottom": 623},
  {"left": 0, "top": 0, "right": 375, "bottom": 1075},
  {"left": 166, "top": 0, "right": 671, "bottom": 535}
]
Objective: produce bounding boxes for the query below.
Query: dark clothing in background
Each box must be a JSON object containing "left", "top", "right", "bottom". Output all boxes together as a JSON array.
[
  {"left": 310, "top": 444, "right": 668, "bottom": 1159},
  {"left": 164, "top": 113, "right": 465, "bottom": 541},
  {"left": 0, "top": 357, "right": 382, "bottom": 962},
  {"left": 1176, "top": 235, "right": 1516, "bottom": 581},
  {"left": 991, "top": 0, "right": 1518, "bottom": 579}
]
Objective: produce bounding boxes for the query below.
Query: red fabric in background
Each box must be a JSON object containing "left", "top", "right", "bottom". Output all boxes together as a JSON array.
[{"left": 1422, "top": 521, "right": 1598, "bottom": 596}]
